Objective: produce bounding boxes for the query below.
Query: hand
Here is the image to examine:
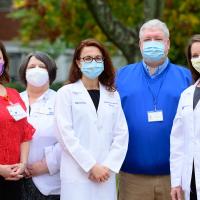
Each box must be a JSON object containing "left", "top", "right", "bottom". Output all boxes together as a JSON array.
[
  {"left": 5, "top": 174, "right": 23, "bottom": 181},
  {"left": 26, "top": 160, "right": 48, "bottom": 177},
  {"left": 24, "top": 167, "right": 32, "bottom": 178},
  {"left": 0, "top": 164, "right": 18, "bottom": 179},
  {"left": 4, "top": 163, "right": 25, "bottom": 181},
  {"left": 89, "top": 164, "right": 110, "bottom": 183},
  {"left": 171, "top": 186, "right": 183, "bottom": 200}
]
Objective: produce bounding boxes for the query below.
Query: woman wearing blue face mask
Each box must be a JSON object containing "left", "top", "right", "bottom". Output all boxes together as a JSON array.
[
  {"left": 170, "top": 34, "right": 200, "bottom": 200},
  {"left": 55, "top": 38, "right": 128, "bottom": 200}
]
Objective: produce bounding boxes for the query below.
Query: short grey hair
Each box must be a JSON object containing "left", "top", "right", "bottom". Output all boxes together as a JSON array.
[{"left": 139, "top": 19, "right": 170, "bottom": 40}]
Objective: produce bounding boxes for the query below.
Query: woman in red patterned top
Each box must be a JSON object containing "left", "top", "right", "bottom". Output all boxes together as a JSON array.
[{"left": 0, "top": 41, "right": 35, "bottom": 200}]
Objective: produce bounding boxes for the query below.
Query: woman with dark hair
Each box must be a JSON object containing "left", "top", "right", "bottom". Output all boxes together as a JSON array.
[
  {"left": 0, "top": 41, "right": 9, "bottom": 82},
  {"left": 170, "top": 34, "right": 200, "bottom": 200},
  {"left": 19, "top": 51, "right": 61, "bottom": 200},
  {"left": 55, "top": 38, "right": 128, "bottom": 200},
  {"left": 0, "top": 41, "right": 35, "bottom": 200}
]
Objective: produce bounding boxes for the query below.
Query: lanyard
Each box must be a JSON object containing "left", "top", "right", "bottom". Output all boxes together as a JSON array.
[{"left": 143, "top": 66, "right": 169, "bottom": 111}]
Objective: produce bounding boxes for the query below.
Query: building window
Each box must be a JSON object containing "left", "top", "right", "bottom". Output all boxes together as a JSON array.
[{"left": 0, "top": 0, "right": 12, "bottom": 12}]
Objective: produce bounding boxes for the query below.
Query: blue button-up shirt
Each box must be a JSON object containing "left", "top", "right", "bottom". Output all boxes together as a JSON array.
[{"left": 142, "top": 58, "right": 169, "bottom": 78}]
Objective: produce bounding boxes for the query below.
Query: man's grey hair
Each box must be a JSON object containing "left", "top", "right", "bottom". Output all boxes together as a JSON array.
[{"left": 139, "top": 19, "right": 170, "bottom": 40}]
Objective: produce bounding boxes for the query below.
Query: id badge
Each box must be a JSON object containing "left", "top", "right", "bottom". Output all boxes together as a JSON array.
[
  {"left": 147, "top": 110, "right": 163, "bottom": 122},
  {"left": 7, "top": 103, "right": 27, "bottom": 121}
]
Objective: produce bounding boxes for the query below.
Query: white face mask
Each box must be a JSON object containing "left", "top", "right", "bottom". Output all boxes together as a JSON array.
[
  {"left": 26, "top": 67, "right": 49, "bottom": 87},
  {"left": 191, "top": 57, "right": 200, "bottom": 73}
]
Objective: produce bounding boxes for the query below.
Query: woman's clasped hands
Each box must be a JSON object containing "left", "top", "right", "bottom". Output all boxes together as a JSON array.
[
  {"left": 0, "top": 163, "right": 26, "bottom": 180},
  {"left": 89, "top": 164, "right": 110, "bottom": 183}
]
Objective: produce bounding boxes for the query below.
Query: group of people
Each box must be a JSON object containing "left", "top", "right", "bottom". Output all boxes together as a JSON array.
[{"left": 0, "top": 18, "right": 199, "bottom": 200}]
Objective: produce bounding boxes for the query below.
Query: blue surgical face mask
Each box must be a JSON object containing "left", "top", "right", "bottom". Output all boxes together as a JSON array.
[
  {"left": 80, "top": 60, "right": 104, "bottom": 79},
  {"left": 142, "top": 41, "right": 165, "bottom": 62}
]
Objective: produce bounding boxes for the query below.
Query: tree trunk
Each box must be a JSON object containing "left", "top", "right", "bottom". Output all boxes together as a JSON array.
[
  {"left": 144, "top": 0, "right": 165, "bottom": 20},
  {"left": 84, "top": 0, "right": 165, "bottom": 64}
]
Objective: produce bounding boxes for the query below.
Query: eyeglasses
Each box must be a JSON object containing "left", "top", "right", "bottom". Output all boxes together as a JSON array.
[{"left": 80, "top": 56, "right": 104, "bottom": 63}]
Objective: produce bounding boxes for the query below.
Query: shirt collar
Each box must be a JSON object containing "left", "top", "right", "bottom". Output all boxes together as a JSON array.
[
  {"left": 142, "top": 58, "right": 169, "bottom": 78},
  {"left": 24, "top": 88, "right": 50, "bottom": 104},
  {"left": 35, "top": 89, "right": 50, "bottom": 102}
]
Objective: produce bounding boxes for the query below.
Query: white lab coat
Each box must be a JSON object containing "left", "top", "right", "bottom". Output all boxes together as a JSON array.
[
  {"left": 21, "top": 89, "right": 61, "bottom": 195},
  {"left": 55, "top": 80, "right": 128, "bottom": 200},
  {"left": 170, "top": 80, "right": 200, "bottom": 200}
]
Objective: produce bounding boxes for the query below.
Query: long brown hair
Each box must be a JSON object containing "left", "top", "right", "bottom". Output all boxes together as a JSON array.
[
  {"left": 68, "top": 38, "right": 115, "bottom": 91},
  {"left": 0, "top": 41, "right": 9, "bottom": 83},
  {"left": 186, "top": 34, "right": 200, "bottom": 82}
]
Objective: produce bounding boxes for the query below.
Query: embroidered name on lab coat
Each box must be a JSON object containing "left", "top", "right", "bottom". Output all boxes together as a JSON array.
[
  {"left": 74, "top": 101, "right": 87, "bottom": 104},
  {"left": 104, "top": 101, "right": 118, "bottom": 107}
]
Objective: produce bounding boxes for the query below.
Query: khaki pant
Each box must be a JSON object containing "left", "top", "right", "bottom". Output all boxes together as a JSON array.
[{"left": 118, "top": 172, "right": 171, "bottom": 200}]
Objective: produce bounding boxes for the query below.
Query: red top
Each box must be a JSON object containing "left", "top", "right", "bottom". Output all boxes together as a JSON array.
[{"left": 0, "top": 87, "right": 35, "bottom": 164}]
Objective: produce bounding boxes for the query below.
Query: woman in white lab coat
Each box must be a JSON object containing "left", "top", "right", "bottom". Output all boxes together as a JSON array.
[
  {"left": 170, "top": 34, "right": 200, "bottom": 200},
  {"left": 55, "top": 38, "right": 128, "bottom": 200},
  {"left": 19, "top": 52, "right": 61, "bottom": 200}
]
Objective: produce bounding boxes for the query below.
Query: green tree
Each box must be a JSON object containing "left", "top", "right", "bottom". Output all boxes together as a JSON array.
[
  {"left": 11, "top": 0, "right": 164, "bottom": 63},
  {"left": 10, "top": 0, "right": 200, "bottom": 66},
  {"left": 164, "top": 0, "right": 200, "bottom": 65},
  {"left": 84, "top": 0, "right": 164, "bottom": 63},
  {"left": 11, "top": 0, "right": 106, "bottom": 47}
]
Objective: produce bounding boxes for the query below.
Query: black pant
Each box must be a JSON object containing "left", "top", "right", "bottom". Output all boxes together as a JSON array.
[
  {"left": 0, "top": 176, "right": 22, "bottom": 200},
  {"left": 22, "top": 178, "right": 60, "bottom": 200},
  {"left": 190, "top": 165, "right": 197, "bottom": 200}
]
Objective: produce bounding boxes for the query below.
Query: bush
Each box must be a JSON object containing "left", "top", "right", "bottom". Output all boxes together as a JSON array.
[
  {"left": 5, "top": 81, "right": 64, "bottom": 92},
  {"left": 50, "top": 82, "right": 64, "bottom": 91},
  {"left": 5, "top": 82, "right": 25, "bottom": 92}
]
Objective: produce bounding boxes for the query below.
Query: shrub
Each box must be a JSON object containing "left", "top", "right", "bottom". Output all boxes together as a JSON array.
[{"left": 5, "top": 81, "right": 64, "bottom": 92}]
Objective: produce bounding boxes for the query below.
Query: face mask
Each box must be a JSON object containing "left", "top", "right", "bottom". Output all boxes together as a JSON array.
[
  {"left": 80, "top": 60, "right": 104, "bottom": 79},
  {"left": 142, "top": 41, "right": 165, "bottom": 62},
  {"left": 26, "top": 67, "right": 49, "bottom": 87},
  {"left": 191, "top": 57, "right": 200, "bottom": 73},
  {"left": 0, "top": 59, "right": 4, "bottom": 76}
]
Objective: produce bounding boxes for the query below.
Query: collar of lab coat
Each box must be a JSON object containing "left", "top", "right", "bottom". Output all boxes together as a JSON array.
[
  {"left": 74, "top": 79, "right": 106, "bottom": 92},
  {"left": 182, "top": 78, "right": 200, "bottom": 109},
  {"left": 184, "top": 78, "right": 200, "bottom": 95},
  {"left": 73, "top": 80, "right": 114, "bottom": 115},
  {"left": 20, "top": 89, "right": 52, "bottom": 111}
]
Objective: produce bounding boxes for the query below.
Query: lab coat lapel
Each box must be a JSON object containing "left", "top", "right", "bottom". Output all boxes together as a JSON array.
[
  {"left": 193, "top": 79, "right": 200, "bottom": 110},
  {"left": 185, "top": 80, "right": 199, "bottom": 110},
  {"left": 182, "top": 83, "right": 196, "bottom": 139},
  {"left": 76, "top": 80, "right": 98, "bottom": 115},
  {"left": 184, "top": 86, "right": 195, "bottom": 108},
  {"left": 20, "top": 91, "right": 30, "bottom": 116},
  {"left": 97, "top": 83, "right": 108, "bottom": 119},
  {"left": 192, "top": 79, "right": 200, "bottom": 138}
]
